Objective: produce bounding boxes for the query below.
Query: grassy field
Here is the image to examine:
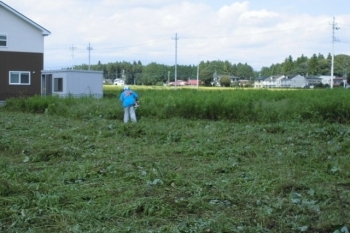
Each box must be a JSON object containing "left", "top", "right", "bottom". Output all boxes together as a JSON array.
[{"left": 0, "top": 87, "right": 350, "bottom": 233}]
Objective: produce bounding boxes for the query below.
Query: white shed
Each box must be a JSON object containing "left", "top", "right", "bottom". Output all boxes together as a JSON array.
[{"left": 41, "top": 70, "right": 103, "bottom": 98}]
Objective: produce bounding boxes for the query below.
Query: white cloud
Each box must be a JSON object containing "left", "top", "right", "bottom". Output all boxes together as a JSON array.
[{"left": 3, "top": 0, "right": 350, "bottom": 70}]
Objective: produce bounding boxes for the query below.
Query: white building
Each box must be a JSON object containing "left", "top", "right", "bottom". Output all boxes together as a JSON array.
[
  {"left": 290, "top": 75, "right": 308, "bottom": 88},
  {"left": 41, "top": 70, "right": 103, "bottom": 98},
  {"left": 319, "top": 75, "right": 333, "bottom": 86},
  {"left": 275, "top": 75, "right": 291, "bottom": 88},
  {"left": 0, "top": 1, "right": 50, "bottom": 101},
  {"left": 262, "top": 76, "right": 277, "bottom": 88},
  {"left": 113, "top": 78, "right": 125, "bottom": 86}
]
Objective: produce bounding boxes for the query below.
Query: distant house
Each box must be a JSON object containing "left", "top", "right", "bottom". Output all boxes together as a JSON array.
[
  {"left": 263, "top": 76, "right": 278, "bottom": 88},
  {"left": 306, "top": 76, "right": 322, "bottom": 87},
  {"left": 0, "top": 1, "right": 50, "bottom": 101},
  {"left": 290, "top": 75, "right": 308, "bottom": 88},
  {"left": 254, "top": 76, "right": 267, "bottom": 88},
  {"left": 229, "top": 75, "right": 240, "bottom": 82},
  {"left": 185, "top": 79, "right": 199, "bottom": 86},
  {"left": 333, "top": 77, "right": 344, "bottom": 87},
  {"left": 238, "top": 79, "right": 250, "bottom": 87},
  {"left": 212, "top": 72, "right": 241, "bottom": 86},
  {"left": 318, "top": 76, "right": 345, "bottom": 87},
  {"left": 254, "top": 81, "right": 264, "bottom": 88},
  {"left": 319, "top": 75, "right": 332, "bottom": 86},
  {"left": 113, "top": 78, "right": 125, "bottom": 86},
  {"left": 275, "top": 75, "right": 290, "bottom": 88},
  {"left": 169, "top": 80, "right": 186, "bottom": 86},
  {"left": 41, "top": 70, "right": 103, "bottom": 98}
]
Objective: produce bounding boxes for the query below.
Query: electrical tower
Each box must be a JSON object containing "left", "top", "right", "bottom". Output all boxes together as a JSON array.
[
  {"left": 331, "top": 17, "right": 340, "bottom": 89},
  {"left": 87, "top": 43, "right": 93, "bottom": 70}
]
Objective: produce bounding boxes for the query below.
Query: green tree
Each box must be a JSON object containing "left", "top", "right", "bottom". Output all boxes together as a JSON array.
[
  {"left": 199, "top": 68, "right": 214, "bottom": 86},
  {"left": 335, "top": 54, "right": 350, "bottom": 79},
  {"left": 318, "top": 58, "right": 330, "bottom": 75},
  {"left": 231, "top": 64, "right": 238, "bottom": 76},
  {"left": 281, "top": 56, "right": 294, "bottom": 75},
  {"left": 223, "top": 60, "right": 233, "bottom": 74},
  {"left": 259, "top": 67, "right": 270, "bottom": 77},
  {"left": 269, "top": 64, "right": 282, "bottom": 76},
  {"left": 293, "top": 54, "right": 308, "bottom": 75},
  {"left": 220, "top": 75, "right": 231, "bottom": 87},
  {"left": 236, "top": 63, "right": 254, "bottom": 79},
  {"left": 317, "top": 53, "right": 325, "bottom": 60},
  {"left": 141, "top": 63, "right": 169, "bottom": 85},
  {"left": 308, "top": 54, "right": 319, "bottom": 75}
]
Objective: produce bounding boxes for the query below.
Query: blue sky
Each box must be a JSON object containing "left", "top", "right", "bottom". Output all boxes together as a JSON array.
[{"left": 3, "top": 0, "right": 350, "bottom": 71}]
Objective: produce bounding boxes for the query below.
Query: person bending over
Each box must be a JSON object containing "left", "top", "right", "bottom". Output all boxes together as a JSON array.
[{"left": 119, "top": 86, "right": 139, "bottom": 123}]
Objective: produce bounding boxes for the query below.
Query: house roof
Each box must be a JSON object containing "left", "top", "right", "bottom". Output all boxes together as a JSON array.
[
  {"left": 306, "top": 76, "right": 321, "bottom": 80},
  {"left": 291, "top": 75, "right": 306, "bottom": 79},
  {"left": 217, "top": 75, "right": 240, "bottom": 79},
  {"left": 264, "top": 76, "right": 277, "bottom": 81},
  {"left": 0, "top": 1, "right": 51, "bottom": 36}
]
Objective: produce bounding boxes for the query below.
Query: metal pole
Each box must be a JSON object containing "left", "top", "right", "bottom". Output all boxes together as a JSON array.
[
  {"left": 331, "top": 28, "right": 334, "bottom": 89},
  {"left": 196, "top": 59, "right": 199, "bottom": 89},
  {"left": 69, "top": 44, "right": 77, "bottom": 70},
  {"left": 331, "top": 16, "right": 340, "bottom": 89},
  {"left": 168, "top": 71, "right": 170, "bottom": 85},
  {"left": 175, "top": 33, "right": 178, "bottom": 90},
  {"left": 87, "top": 43, "right": 93, "bottom": 70}
]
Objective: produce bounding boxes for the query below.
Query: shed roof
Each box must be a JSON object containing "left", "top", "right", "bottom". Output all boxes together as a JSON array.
[
  {"left": 0, "top": 1, "right": 51, "bottom": 36},
  {"left": 42, "top": 69, "right": 103, "bottom": 74}
]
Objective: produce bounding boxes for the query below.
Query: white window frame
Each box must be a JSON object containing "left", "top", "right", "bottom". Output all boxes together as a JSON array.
[
  {"left": 54, "top": 77, "right": 63, "bottom": 92},
  {"left": 0, "top": 34, "right": 7, "bottom": 47},
  {"left": 9, "top": 71, "right": 31, "bottom": 85}
]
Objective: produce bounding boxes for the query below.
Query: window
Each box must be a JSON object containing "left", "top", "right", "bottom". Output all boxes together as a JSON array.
[
  {"left": 9, "top": 71, "right": 30, "bottom": 85},
  {"left": 54, "top": 77, "right": 63, "bottom": 92},
  {"left": 0, "top": 35, "right": 7, "bottom": 47}
]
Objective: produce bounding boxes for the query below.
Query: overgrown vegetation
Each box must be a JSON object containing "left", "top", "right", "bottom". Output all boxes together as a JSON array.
[
  {"left": 4, "top": 87, "right": 350, "bottom": 124},
  {"left": 0, "top": 87, "right": 349, "bottom": 232}
]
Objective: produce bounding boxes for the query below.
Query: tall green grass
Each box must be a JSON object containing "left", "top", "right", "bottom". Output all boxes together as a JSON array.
[{"left": 4, "top": 88, "right": 350, "bottom": 123}]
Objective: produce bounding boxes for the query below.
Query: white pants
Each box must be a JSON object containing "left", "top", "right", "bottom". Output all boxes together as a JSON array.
[{"left": 124, "top": 106, "right": 137, "bottom": 123}]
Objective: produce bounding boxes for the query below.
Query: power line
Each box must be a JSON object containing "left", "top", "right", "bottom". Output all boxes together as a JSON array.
[{"left": 45, "top": 23, "right": 331, "bottom": 54}]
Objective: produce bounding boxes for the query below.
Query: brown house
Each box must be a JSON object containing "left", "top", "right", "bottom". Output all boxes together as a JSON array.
[{"left": 0, "top": 1, "right": 50, "bottom": 101}]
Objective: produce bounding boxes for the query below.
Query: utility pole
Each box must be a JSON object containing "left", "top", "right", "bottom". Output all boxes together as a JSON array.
[
  {"left": 87, "top": 43, "right": 93, "bottom": 70},
  {"left": 331, "top": 16, "right": 340, "bottom": 89},
  {"left": 69, "top": 44, "right": 77, "bottom": 70},
  {"left": 172, "top": 33, "right": 178, "bottom": 89},
  {"left": 196, "top": 55, "right": 199, "bottom": 89},
  {"left": 168, "top": 71, "right": 170, "bottom": 85}
]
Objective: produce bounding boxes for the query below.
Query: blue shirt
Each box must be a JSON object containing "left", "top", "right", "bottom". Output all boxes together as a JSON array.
[{"left": 119, "top": 90, "right": 139, "bottom": 107}]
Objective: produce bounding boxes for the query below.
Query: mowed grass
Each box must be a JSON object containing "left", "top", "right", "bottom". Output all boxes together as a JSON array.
[{"left": 0, "top": 88, "right": 350, "bottom": 232}]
